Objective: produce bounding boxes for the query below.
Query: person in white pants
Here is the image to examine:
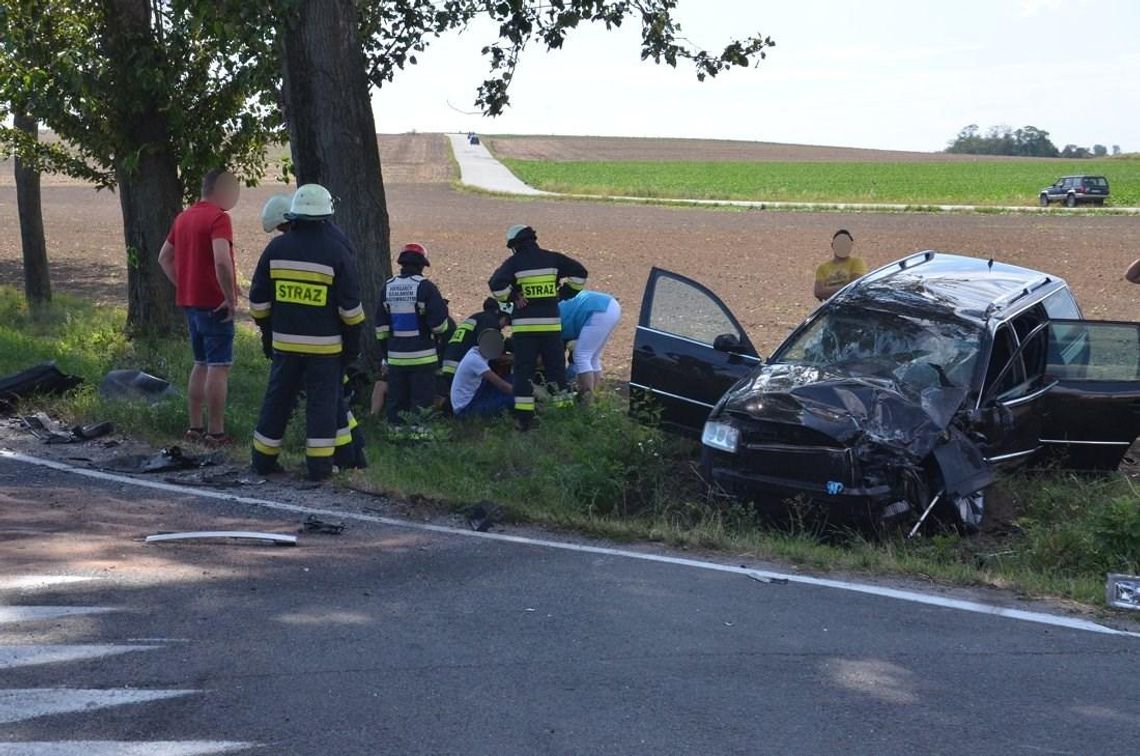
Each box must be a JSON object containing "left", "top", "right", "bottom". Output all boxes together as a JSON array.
[{"left": 559, "top": 288, "right": 621, "bottom": 400}]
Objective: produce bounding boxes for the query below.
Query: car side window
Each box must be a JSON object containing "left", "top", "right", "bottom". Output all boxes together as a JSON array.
[
  {"left": 1043, "top": 288, "right": 1081, "bottom": 320},
  {"left": 1011, "top": 305, "right": 1048, "bottom": 386},
  {"left": 1047, "top": 322, "right": 1140, "bottom": 381},
  {"left": 984, "top": 325, "right": 1024, "bottom": 399},
  {"left": 648, "top": 274, "right": 741, "bottom": 346}
]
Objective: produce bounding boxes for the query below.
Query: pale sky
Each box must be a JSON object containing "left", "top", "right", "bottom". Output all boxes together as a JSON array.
[{"left": 370, "top": 0, "right": 1138, "bottom": 152}]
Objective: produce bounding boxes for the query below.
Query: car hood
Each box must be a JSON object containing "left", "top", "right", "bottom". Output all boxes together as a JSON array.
[{"left": 721, "top": 363, "right": 970, "bottom": 462}]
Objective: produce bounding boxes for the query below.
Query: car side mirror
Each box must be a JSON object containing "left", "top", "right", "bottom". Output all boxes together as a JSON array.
[{"left": 713, "top": 333, "right": 742, "bottom": 354}]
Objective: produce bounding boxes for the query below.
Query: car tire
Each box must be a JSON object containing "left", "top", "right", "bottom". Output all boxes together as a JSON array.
[
  {"left": 1039, "top": 194, "right": 1049, "bottom": 207},
  {"left": 1065, "top": 194, "right": 1077, "bottom": 208}
]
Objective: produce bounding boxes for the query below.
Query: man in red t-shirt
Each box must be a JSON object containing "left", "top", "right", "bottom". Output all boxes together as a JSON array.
[{"left": 158, "top": 168, "right": 241, "bottom": 446}]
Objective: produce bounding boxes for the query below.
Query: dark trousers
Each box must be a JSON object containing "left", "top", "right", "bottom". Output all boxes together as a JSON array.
[
  {"left": 456, "top": 375, "right": 516, "bottom": 418},
  {"left": 252, "top": 354, "right": 341, "bottom": 480},
  {"left": 386, "top": 364, "right": 438, "bottom": 424},
  {"left": 512, "top": 332, "right": 568, "bottom": 421},
  {"left": 334, "top": 386, "right": 368, "bottom": 470}
]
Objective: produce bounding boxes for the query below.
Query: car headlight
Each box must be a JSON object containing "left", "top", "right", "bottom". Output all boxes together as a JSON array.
[{"left": 702, "top": 421, "right": 740, "bottom": 453}]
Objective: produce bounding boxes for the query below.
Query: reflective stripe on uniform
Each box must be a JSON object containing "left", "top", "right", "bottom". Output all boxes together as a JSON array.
[
  {"left": 514, "top": 267, "right": 559, "bottom": 279},
  {"left": 564, "top": 276, "right": 587, "bottom": 290},
  {"left": 511, "top": 317, "right": 562, "bottom": 333},
  {"left": 347, "top": 412, "right": 358, "bottom": 430},
  {"left": 431, "top": 319, "right": 450, "bottom": 335},
  {"left": 253, "top": 431, "right": 283, "bottom": 456},
  {"left": 375, "top": 325, "right": 390, "bottom": 341},
  {"left": 272, "top": 332, "right": 342, "bottom": 355},
  {"left": 514, "top": 396, "right": 536, "bottom": 412},
  {"left": 270, "top": 259, "right": 335, "bottom": 284},
  {"left": 388, "top": 348, "right": 439, "bottom": 367},
  {"left": 492, "top": 286, "right": 513, "bottom": 301},
  {"left": 250, "top": 301, "right": 272, "bottom": 319},
  {"left": 516, "top": 272, "right": 558, "bottom": 300},
  {"left": 441, "top": 359, "right": 459, "bottom": 375},
  {"left": 335, "top": 425, "right": 353, "bottom": 447},
  {"left": 307, "top": 437, "right": 336, "bottom": 457},
  {"left": 339, "top": 304, "right": 366, "bottom": 325}
]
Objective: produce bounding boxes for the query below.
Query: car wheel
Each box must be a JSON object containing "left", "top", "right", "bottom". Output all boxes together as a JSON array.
[
  {"left": 1065, "top": 194, "right": 1077, "bottom": 208},
  {"left": 1039, "top": 194, "right": 1049, "bottom": 207}
]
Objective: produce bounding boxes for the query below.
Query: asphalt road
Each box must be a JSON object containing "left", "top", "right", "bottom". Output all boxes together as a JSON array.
[{"left": 2, "top": 456, "right": 1139, "bottom": 755}]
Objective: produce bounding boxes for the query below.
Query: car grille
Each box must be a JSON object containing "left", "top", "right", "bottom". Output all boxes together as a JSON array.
[{"left": 725, "top": 413, "right": 855, "bottom": 486}]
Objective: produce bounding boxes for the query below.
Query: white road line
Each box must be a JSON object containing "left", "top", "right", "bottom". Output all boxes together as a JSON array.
[
  {"left": 0, "top": 606, "right": 114, "bottom": 625},
  {"left": 2, "top": 449, "right": 1137, "bottom": 639},
  {"left": 0, "top": 576, "right": 99, "bottom": 592},
  {"left": 0, "top": 742, "right": 252, "bottom": 755},
  {"left": 0, "top": 644, "right": 160, "bottom": 670},
  {"left": 0, "top": 688, "right": 199, "bottom": 725}
]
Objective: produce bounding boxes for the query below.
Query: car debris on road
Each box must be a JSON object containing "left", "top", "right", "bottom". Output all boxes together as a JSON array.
[{"left": 144, "top": 531, "right": 299, "bottom": 546}]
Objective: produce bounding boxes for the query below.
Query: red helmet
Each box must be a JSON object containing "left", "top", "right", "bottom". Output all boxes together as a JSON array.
[{"left": 397, "top": 242, "right": 430, "bottom": 267}]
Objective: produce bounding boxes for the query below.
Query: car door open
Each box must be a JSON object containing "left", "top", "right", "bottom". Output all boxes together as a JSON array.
[
  {"left": 1040, "top": 319, "right": 1140, "bottom": 469},
  {"left": 630, "top": 267, "right": 761, "bottom": 435}
]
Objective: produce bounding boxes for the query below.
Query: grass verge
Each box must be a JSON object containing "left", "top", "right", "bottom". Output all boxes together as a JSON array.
[
  {"left": 500, "top": 158, "right": 1140, "bottom": 207},
  {"left": 2, "top": 287, "right": 1138, "bottom": 608}
]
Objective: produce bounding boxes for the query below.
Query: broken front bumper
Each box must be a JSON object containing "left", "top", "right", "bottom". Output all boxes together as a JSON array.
[{"left": 704, "top": 445, "right": 896, "bottom": 516}]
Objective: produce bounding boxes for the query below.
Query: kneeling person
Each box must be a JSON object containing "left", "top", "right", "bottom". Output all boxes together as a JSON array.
[{"left": 451, "top": 330, "right": 514, "bottom": 418}]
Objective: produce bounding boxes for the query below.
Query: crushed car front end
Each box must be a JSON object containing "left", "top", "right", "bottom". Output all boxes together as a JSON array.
[{"left": 700, "top": 303, "right": 990, "bottom": 522}]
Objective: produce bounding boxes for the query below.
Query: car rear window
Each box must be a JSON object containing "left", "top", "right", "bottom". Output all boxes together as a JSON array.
[{"left": 1082, "top": 177, "right": 1108, "bottom": 188}]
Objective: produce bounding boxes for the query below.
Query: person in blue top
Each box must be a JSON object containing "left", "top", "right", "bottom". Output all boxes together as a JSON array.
[{"left": 558, "top": 287, "right": 621, "bottom": 400}]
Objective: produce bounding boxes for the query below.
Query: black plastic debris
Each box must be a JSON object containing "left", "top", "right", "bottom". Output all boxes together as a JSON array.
[
  {"left": 98, "top": 369, "right": 178, "bottom": 405},
  {"left": 101, "top": 445, "right": 223, "bottom": 474},
  {"left": 464, "top": 501, "right": 503, "bottom": 532},
  {"left": 301, "top": 515, "right": 345, "bottom": 535},
  {"left": 0, "top": 362, "right": 84, "bottom": 413},
  {"left": 18, "top": 414, "right": 113, "bottom": 445}
]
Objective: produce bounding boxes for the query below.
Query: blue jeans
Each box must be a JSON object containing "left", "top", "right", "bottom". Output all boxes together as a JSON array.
[
  {"left": 185, "top": 307, "right": 235, "bottom": 366},
  {"left": 456, "top": 379, "right": 515, "bottom": 418}
]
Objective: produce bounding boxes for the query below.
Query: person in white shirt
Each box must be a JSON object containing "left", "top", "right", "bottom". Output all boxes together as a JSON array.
[{"left": 450, "top": 330, "right": 514, "bottom": 417}]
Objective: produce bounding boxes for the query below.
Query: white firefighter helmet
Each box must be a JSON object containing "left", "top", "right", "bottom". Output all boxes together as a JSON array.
[
  {"left": 260, "top": 194, "right": 293, "bottom": 233},
  {"left": 506, "top": 224, "right": 536, "bottom": 248},
  {"left": 285, "top": 183, "right": 334, "bottom": 220}
]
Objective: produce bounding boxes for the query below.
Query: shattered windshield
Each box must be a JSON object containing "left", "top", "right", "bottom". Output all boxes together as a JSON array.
[{"left": 773, "top": 307, "right": 982, "bottom": 390}]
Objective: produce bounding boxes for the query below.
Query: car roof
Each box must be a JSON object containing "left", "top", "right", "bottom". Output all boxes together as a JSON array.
[
  {"left": 1059, "top": 175, "right": 1106, "bottom": 179},
  {"left": 831, "top": 252, "right": 1065, "bottom": 325}
]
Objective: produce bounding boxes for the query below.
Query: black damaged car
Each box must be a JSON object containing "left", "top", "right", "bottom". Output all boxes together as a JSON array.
[{"left": 630, "top": 252, "right": 1140, "bottom": 528}]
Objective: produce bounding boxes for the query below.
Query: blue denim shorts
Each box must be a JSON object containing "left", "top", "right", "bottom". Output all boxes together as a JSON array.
[{"left": 185, "top": 307, "right": 236, "bottom": 366}]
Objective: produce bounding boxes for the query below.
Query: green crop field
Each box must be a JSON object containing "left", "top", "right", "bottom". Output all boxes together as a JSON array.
[{"left": 501, "top": 158, "right": 1140, "bottom": 207}]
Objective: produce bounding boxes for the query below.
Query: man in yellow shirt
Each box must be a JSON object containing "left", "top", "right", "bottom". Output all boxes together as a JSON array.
[{"left": 814, "top": 229, "right": 867, "bottom": 301}]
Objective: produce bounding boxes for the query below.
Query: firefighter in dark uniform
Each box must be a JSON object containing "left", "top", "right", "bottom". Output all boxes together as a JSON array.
[
  {"left": 248, "top": 184, "right": 366, "bottom": 481},
  {"left": 441, "top": 297, "right": 511, "bottom": 383},
  {"left": 256, "top": 193, "right": 367, "bottom": 470},
  {"left": 375, "top": 243, "right": 450, "bottom": 424},
  {"left": 488, "top": 224, "right": 588, "bottom": 429}
]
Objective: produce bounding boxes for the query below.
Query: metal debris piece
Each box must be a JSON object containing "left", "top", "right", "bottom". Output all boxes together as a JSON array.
[
  {"left": 301, "top": 515, "right": 344, "bottom": 535},
  {"left": 1106, "top": 573, "right": 1140, "bottom": 611},
  {"left": 747, "top": 572, "right": 789, "bottom": 585},
  {"left": 102, "top": 446, "right": 223, "bottom": 474},
  {"left": 144, "top": 531, "right": 297, "bottom": 546}
]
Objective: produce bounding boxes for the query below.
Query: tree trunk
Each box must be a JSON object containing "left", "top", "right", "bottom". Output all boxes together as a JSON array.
[
  {"left": 280, "top": 0, "right": 392, "bottom": 366},
  {"left": 13, "top": 109, "right": 51, "bottom": 309},
  {"left": 103, "top": 0, "right": 182, "bottom": 337}
]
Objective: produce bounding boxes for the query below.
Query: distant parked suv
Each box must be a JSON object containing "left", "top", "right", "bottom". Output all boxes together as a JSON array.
[{"left": 1039, "top": 175, "right": 1109, "bottom": 207}]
